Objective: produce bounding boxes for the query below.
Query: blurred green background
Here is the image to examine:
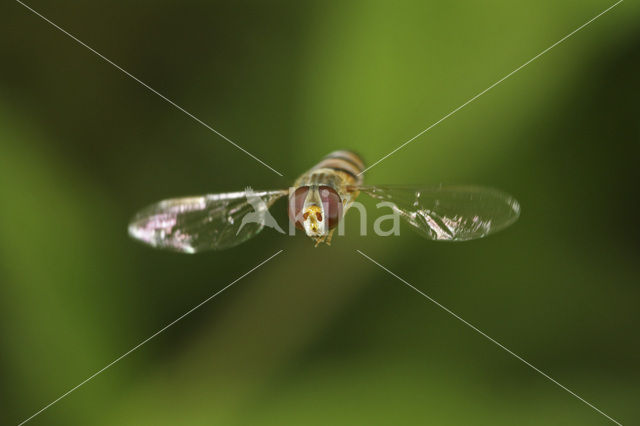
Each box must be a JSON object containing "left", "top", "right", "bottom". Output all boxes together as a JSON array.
[{"left": 2, "top": 1, "right": 639, "bottom": 424}]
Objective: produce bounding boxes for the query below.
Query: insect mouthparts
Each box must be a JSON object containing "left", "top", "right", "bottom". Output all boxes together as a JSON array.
[{"left": 303, "top": 205, "right": 324, "bottom": 236}]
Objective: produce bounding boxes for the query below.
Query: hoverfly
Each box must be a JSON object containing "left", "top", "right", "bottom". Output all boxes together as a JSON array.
[{"left": 128, "top": 150, "right": 520, "bottom": 252}]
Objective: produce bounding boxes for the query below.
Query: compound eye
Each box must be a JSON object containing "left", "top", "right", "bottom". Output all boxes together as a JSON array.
[
  {"left": 288, "top": 186, "right": 309, "bottom": 230},
  {"left": 318, "top": 186, "right": 342, "bottom": 229}
]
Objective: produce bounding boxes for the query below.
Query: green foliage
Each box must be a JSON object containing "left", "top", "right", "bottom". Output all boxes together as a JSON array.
[{"left": 1, "top": 1, "right": 639, "bottom": 424}]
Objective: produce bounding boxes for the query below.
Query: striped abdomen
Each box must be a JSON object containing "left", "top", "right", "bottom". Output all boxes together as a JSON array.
[{"left": 308, "top": 150, "right": 366, "bottom": 186}]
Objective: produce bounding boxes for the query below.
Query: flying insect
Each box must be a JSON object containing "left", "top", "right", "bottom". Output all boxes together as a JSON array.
[{"left": 128, "top": 150, "right": 520, "bottom": 252}]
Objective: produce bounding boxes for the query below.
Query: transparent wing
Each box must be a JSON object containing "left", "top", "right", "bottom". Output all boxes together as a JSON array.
[
  {"left": 357, "top": 185, "right": 520, "bottom": 241},
  {"left": 128, "top": 189, "right": 288, "bottom": 253}
]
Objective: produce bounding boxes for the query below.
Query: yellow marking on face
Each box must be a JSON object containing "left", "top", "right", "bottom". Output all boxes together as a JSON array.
[{"left": 303, "top": 205, "right": 323, "bottom": 234}]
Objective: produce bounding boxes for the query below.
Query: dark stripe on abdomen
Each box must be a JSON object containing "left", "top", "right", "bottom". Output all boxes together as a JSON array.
[
  {"left": 314, "top": 158, "right": 361, "bottom": 177},
  {"left": 323, "top": 150, "right": 365, "bottom": 173},
  {"left": 328, "top": 166, "right": 357, "bottom": 179}
]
